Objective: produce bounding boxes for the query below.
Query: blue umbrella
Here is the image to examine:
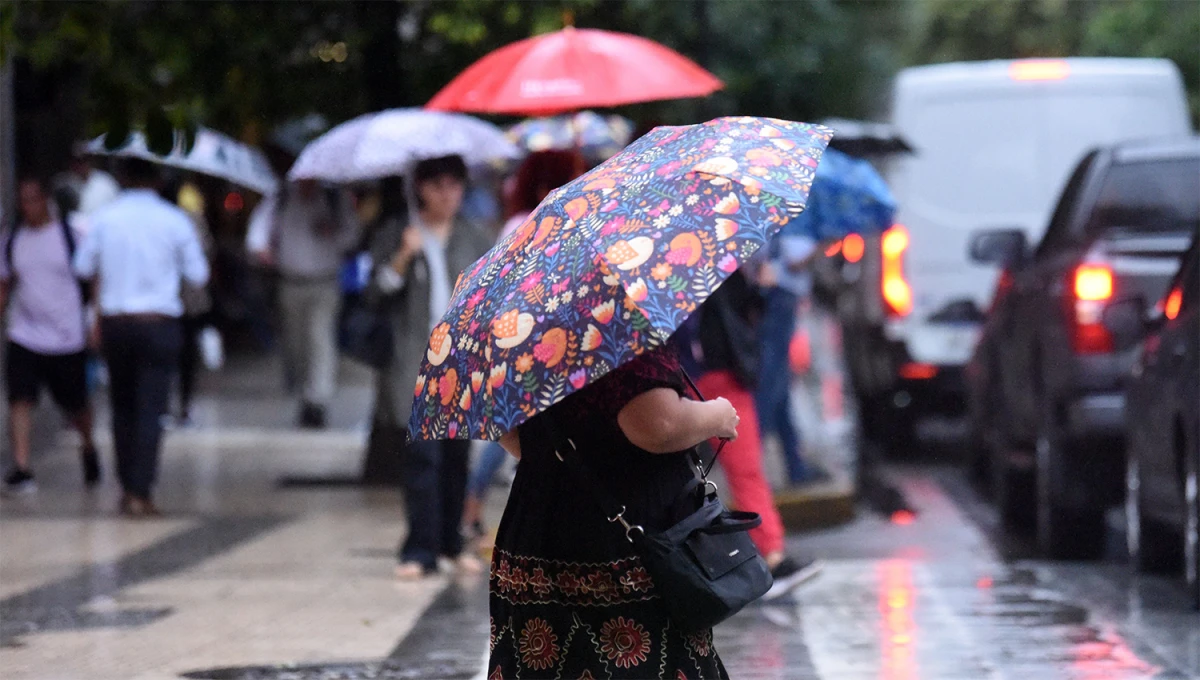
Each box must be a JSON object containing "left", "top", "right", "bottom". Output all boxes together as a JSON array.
[{"left": 788, "top": 148, "right": 895, "bottom": 240}]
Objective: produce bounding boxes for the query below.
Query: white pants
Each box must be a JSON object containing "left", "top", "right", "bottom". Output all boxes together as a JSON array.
[{"left": 278, "top": 278, "right": 340, "bottom": 406}]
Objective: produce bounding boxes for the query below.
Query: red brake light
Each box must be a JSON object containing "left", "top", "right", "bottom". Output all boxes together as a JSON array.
[
  {"left": 1074, "top": 265, "right": 1113, "bottom": 301},
  {"left": 1164, "top": 287, "right": 1183, "bottom": 321},
  {"left": 1069, "top": 263, "right": 1114, "bottom": 354},
  {"left": 881, "top": 224, "right": 912, "bottom": 317},
  {"left": 899, "top": 362, "right": 938, "bottom": 380}
]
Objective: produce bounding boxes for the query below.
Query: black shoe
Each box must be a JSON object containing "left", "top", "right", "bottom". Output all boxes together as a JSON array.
[
  {"left": 298, "top": 403, "right": 327, "bottom": 429},
  {"left": 3, "top": 468, "right": 36, "bottom": 494},
  {"left": 82, "top": 445, "right": 101, "bottom": 487},
  {"left": 763, "top": 556, "right": 823, "bottom": 601}
]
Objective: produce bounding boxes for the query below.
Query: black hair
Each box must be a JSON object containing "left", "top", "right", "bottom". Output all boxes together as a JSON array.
[
  {"left": 413, "top": 155, "right": 467, "bottom": 186},
  {"left": 122, "top": 157, "right": 161, "bottom": 185}
]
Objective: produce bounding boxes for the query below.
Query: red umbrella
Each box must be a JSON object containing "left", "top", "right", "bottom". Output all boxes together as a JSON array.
[{"left": 426, "top": 27, "right": 723, "bottom": 116}]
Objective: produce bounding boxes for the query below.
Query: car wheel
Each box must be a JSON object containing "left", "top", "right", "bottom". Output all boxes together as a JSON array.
[
  {"left": 1185, "top": 444, "right": 1199, "bottom": 610},
  {"left": 1127, "top": 451, "right": 1175, "bottom": 573},
  {"left": 1036, "top": 406, "right": 1105, "bottom": 560}
]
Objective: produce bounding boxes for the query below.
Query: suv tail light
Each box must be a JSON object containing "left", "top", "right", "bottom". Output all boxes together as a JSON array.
[
  {"left": 1068, "top": 263, "right": 1115, "bottom": 354},
  {"left": 1163, "top": 286, "right": 1183, "bottom": 320},
  {"left": 881, "top": 224, "right": 912, "bottom": 317}
]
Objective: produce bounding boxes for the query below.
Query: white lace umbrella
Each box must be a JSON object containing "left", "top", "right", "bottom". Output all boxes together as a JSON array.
[
  {"left": 88, "top": 128, "right": 279, "bottom": 195},
  {"left": 287, "top": 108, "right": 520, "bottom": 182}
]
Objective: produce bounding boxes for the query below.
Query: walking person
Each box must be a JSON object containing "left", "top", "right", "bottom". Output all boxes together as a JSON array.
[
  {"left": 1, "top": 177, "right": 100, "bottom": 492},
  {"left": 367, "top": 156, "right": 492, "bottom": 579},
  {"left": 755, "top": 231, "right": 823, "bottom": 485},
  {"left": 247, "top": 179, "right": 360, "bottom": 428},
  {"left": 74, "top": 159, "right": 209, "bottom": 516},
  {"left": 173, "top": 182, "right": 215, "bottom": 426},
  {"left": 489, "top": 345, "right": 739, "bottom": 678},
  {"left": 676, "top": 270, "right": 822, "bottom": 599}
]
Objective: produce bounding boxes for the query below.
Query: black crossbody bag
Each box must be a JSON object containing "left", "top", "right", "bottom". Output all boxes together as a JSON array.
[{"left": 545, "top": 370, "right": 773, "bottom": 632}]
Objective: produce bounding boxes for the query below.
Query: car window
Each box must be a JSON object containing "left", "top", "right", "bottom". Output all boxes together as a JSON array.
[
  {"left": 1084, "top": 158, "right": 1200, "bottom": 237},
  {"left": 1035, "top": 151, "right": 1097, "bottom": 257}
]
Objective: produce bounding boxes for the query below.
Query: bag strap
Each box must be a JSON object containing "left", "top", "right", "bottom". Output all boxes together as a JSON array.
[{"left": 543, "top": 365, "right": 731, "bottom": 542}]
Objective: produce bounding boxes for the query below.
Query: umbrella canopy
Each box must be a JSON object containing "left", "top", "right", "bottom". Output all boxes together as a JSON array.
[
  {"left": 287, "top": 108, "right": 520, "bottom": 182},
  {"left": 426, "top": 27, "right": 723, "bottom": 116},
  {"left": 409, "top": 116, "right": 833, "bottom": 441},
  {"left": 795, "top": 148, "right": 896, "bottom": 240},
  {"left": 88, "top": 128, "right": 279, "bottom": 195},
  {"left": 508, "top": 111, "right": 634, "bottom": 163}
]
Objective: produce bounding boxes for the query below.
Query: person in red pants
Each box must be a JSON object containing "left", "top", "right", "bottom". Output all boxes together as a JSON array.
[{"left": 677, "top": 270, "right": 822, "bottom": 600}]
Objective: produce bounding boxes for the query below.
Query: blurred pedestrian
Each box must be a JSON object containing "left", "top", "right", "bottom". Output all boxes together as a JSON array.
[
  {"left": 74, "top": 158, "right": 209, "bottom": 516},
  {"left": 461, "top": 149, "right": 583, "bottom": 542},
  {"left": 54, "top": 146, "right": 120, "bottom": 219},
  {"left": 1, "top": 177, "right": 100, "bottom": 493},
  {"left": 755, "top": 231, "right": 823, "bottom": 485},
  {"left": 247, "top": 179, "right": 360, "bottom": 428},
  {"left": 676, "top": 270, "right": 822, "bottom": 599},
  {"left": 490, "top": 344, "right": 738, "bottom": 678},
  {"left": 368, "top": 155, "right": 492, "bottom": 579}
]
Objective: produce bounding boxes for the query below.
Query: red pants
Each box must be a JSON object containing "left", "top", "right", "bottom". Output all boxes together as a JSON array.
[{"left": 695, "top": 370, "right": 786, "bottom": 557}]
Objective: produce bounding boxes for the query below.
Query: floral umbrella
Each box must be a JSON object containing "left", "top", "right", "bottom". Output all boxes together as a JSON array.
[{"left": 409, "top": 116, "right": 833, "bottom": 442}]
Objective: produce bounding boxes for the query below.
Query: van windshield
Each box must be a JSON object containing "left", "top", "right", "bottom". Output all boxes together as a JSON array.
[{"left": 1086, "top": 158, "right": 1200, "bottom": 235}]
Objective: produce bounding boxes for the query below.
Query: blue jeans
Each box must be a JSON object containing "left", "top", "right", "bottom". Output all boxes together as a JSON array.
[
  {"left": 399, "top": 438, "right": 471, "bottom": 569},
  {"left": 467, "top": 442, "right": 509, "bottom": 500},
  {"left": 755, "top": 288, "right": 810, "bottom": 484}
]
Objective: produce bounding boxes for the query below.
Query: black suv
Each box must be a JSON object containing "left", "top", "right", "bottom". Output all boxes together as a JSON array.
[{"left": 966, "top": 137, "right": 1200, "bottom": 558}]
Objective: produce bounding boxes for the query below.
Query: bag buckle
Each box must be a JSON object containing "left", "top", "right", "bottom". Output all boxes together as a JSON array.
[{"left": 607, "top": 505, "right": 645, "bottom": 543}]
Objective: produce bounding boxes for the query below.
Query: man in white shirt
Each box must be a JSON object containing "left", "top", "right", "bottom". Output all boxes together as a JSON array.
[
  {"left": 55, "top": 150, "right": 121, "bottom": 218},
  {"left": 0, "top": 177, "right": 100, "bottom": 493},
  {"left": 246, "top": 179, "right": 359, "bottom": 428},
  {"left": 74, "top": 158, "right": 209, "bottom": 516}
]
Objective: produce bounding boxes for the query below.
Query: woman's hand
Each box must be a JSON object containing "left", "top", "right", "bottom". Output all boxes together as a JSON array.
[
  {"left": 499, "top": 430, "right": 521, "bottom": 459},
  {"left": 389, "top": 228, "right": 423, "bottom": 276},
  {"left": 708, "top": 397, "right": 740, "bottom": 441}
]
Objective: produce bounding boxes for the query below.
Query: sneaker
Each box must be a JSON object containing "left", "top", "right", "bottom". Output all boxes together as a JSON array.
[
  {"left": 763, "top": 556, "right": 823, "bottom": 601},
  {"left": 82, "top": 445, "right": 101, "bottom": 487},
  {"left": 3, "top": 468, "right": 37, "bottom": 494}
]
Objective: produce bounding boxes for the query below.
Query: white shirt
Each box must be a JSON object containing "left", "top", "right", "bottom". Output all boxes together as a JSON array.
[
  {"left": 74, "top": 189, "right": 210, "bottom": 317},
  {"left": 1, "top": 221, "right": 87, "bottom": 354},
  {"left": 246, "top": 188, "right": 359, "bottom": 279}
]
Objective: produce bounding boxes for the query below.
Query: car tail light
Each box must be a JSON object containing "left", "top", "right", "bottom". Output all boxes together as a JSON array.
[
  {"left": 899, "top": 362, "right": 938, "bottom": 380},
  {"left": 1074, "top": 265, "right": 1113, "bottom": 301},
  {"left": 1068, "top": 263, "right": 1114, "bottom": 354},
  {"left": 881, "top": 225, "right": 912, "bottom": 317},
  {"left": 1164, "top": 286, "right": 1183, "bottom": 320},
  {"left": 843, "top": 234, "right": 865, "bottom": 263}
]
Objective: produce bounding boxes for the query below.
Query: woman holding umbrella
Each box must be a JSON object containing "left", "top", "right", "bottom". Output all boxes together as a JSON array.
[{"left": 409, "top": 118, "right": 832, "bottom": 677}]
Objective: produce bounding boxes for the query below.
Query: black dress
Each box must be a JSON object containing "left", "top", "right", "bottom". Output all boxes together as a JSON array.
[{"left": 487, "top": 345, "right": 728, "bottom": 680}]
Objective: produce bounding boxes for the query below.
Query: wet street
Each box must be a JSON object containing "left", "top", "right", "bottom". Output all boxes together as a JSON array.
[{"left": 1, "top": 357, "right": 1198, "bottom": 680}]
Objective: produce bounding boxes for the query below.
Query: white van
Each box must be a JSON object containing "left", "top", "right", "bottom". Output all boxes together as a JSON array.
[{"left": 838, "top": 57, "right": 1192, "bottom": 455}]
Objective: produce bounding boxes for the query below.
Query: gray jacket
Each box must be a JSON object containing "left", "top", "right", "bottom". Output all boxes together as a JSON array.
[{"left": 368, "top": 216, "right": 492, "bottom": 429}]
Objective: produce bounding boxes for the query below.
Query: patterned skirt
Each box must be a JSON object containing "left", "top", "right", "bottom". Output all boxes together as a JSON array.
[{"left": 486, "top": 548, "right": 728, "bottom": 680}]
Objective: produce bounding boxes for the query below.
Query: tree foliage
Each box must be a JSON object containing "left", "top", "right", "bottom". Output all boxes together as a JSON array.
[{"left": 3, "top": 0, "right": 1195, "bottom": 149}]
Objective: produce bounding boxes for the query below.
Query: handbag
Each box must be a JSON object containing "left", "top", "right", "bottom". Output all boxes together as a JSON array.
[
  {"left": 546, "top": 371, "right": 773, "bottom": 632},
  {"left": 338, "top": 292, "right": 393, "bottom": 369}
]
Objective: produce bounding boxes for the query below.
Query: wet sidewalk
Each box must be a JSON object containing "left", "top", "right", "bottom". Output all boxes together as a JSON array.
[{"left": 3, "top": 353, "right": 1198, "bottom": 679}]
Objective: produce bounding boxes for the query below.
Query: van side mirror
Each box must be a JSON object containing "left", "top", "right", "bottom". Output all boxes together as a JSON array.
[
  {"left": 969, "top": 229, "right": 1028, "bottom": 267},
  {"left": 1102, "top": 295, "right": 1156, "bottom": 349}
]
